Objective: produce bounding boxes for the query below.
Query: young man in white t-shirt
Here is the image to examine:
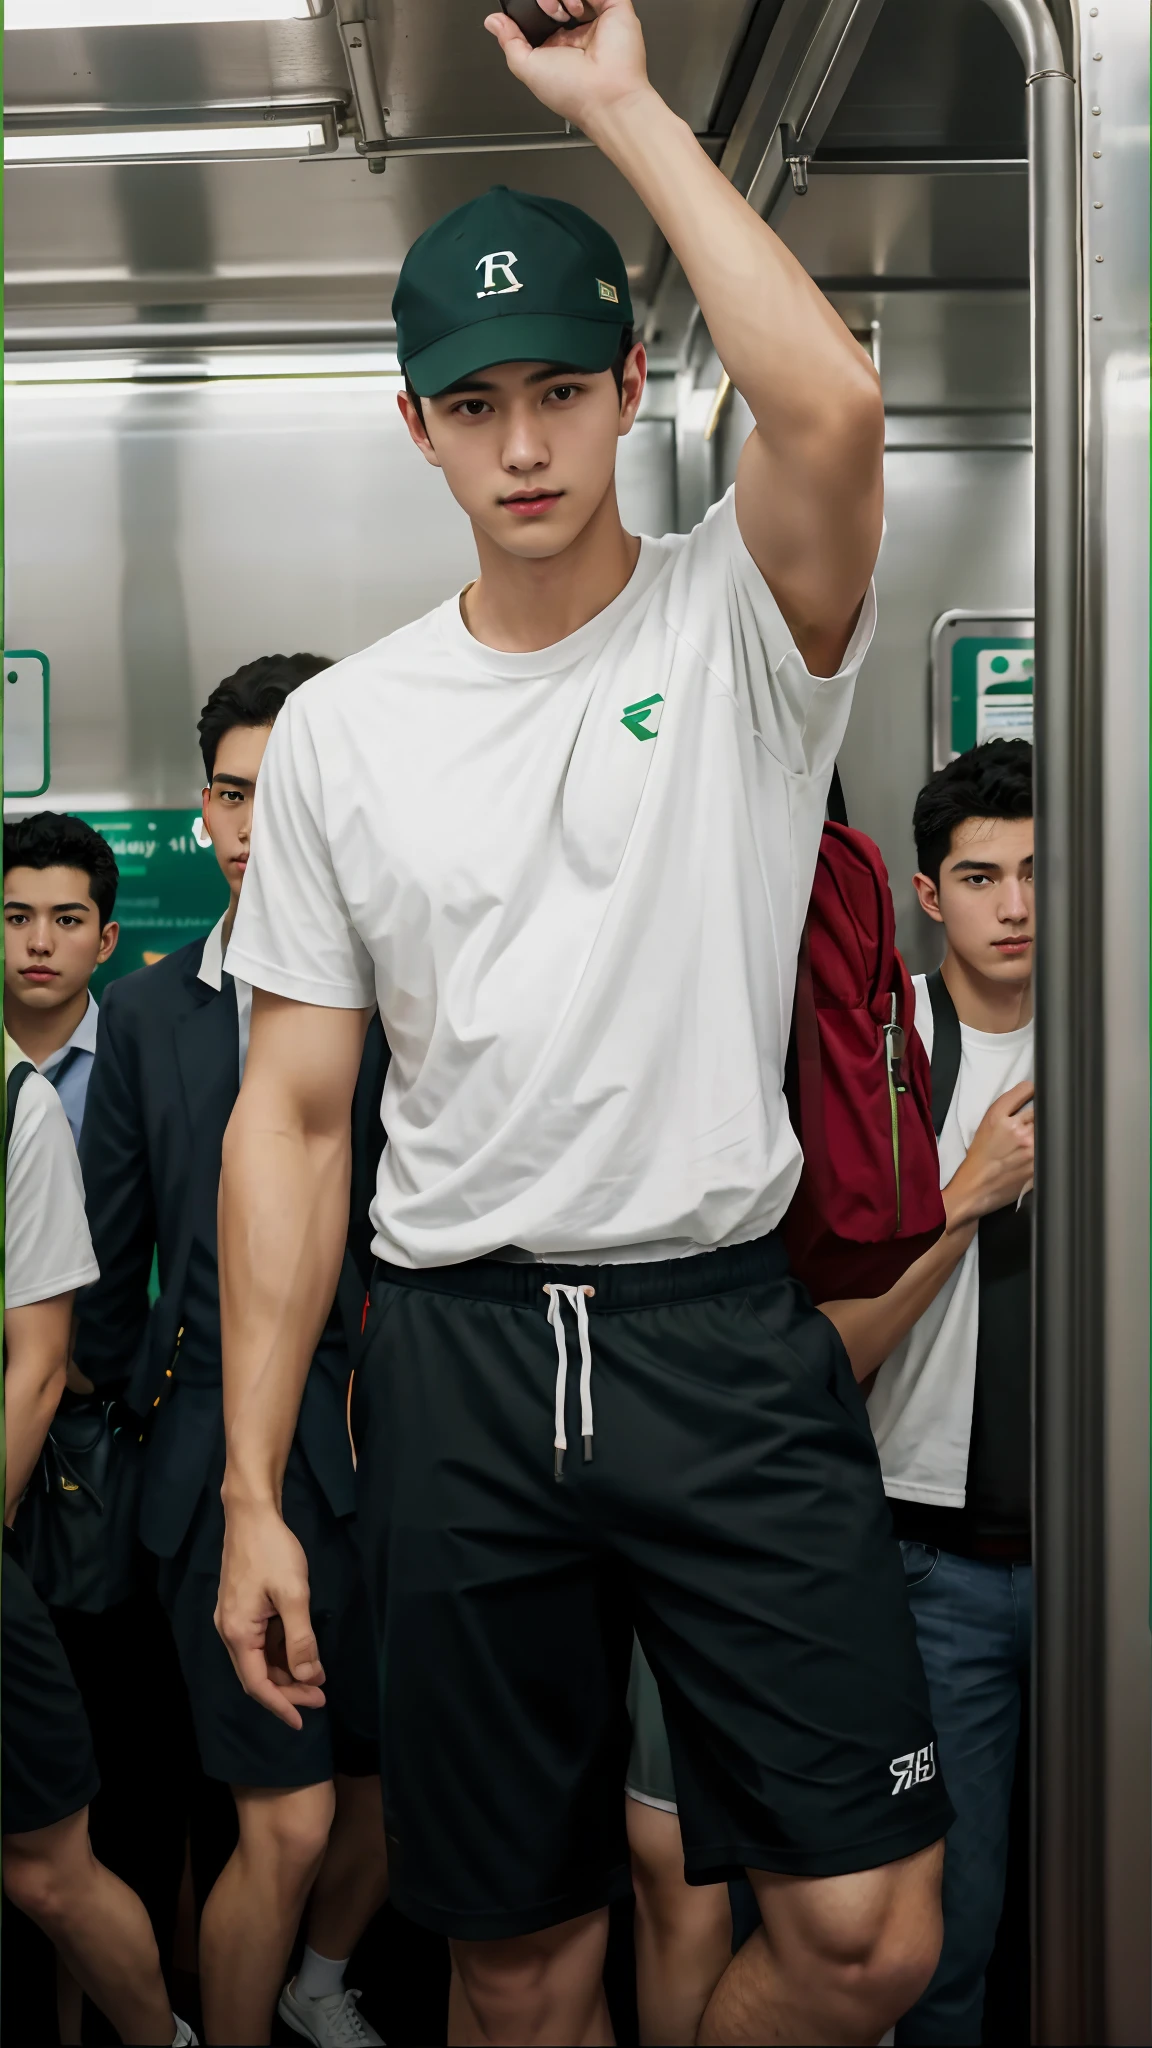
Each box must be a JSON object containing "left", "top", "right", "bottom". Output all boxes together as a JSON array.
[
  {"left": 216, "top": 3, "right": 953, "bottom": 2040},
  {"left": 823, "top": 739, "right": 1035, "bottom": 2046},
  {"left": 2, "top": 1042, "right": 194, "bottom": 2047}
]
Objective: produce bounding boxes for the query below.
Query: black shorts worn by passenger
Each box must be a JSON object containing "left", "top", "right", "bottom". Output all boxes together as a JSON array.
[
  {"left": 353, "top": 1232, "right": 953, "bottom": 1940},
  {"left": 158, "top": 1449, "right": 379, "bottom": 1789},
  {"left": 1, "top": 1535, "right": 100, "bottom": 1837}
]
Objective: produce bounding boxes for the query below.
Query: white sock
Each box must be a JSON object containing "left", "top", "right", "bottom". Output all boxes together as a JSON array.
[{"left": 296, "top": 1945, "right": 350, "bottom": 2003}]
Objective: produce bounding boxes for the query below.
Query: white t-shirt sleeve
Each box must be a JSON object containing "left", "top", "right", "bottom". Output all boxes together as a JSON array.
[
  {"left": 6, "top": 1073, "right": 100, "bottom": 1308},
  {"left": 664, "top": 487, "right": 877, "bottom": 780},
  {"left": 226, "top": 697, "right": 377, "bottom": 1010}
]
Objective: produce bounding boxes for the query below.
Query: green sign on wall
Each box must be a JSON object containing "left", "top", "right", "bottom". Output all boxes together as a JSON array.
[
  {"left": 80, "top": 810, "right": 229, "bottom": 996},
  {"left": 4, "top": 650, "right": 51, "bottom": 798},
  {"left": 930, "top": 610, "right": 1035, "bottom": 768}
]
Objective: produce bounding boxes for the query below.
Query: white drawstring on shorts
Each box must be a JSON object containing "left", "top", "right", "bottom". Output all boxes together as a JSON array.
[{"left": 544, "top": 1283, "right": 596, "bottom": 1480}]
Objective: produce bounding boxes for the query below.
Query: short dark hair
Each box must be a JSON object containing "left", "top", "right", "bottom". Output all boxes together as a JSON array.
[
  {"left": 913, "top": 739, "right": 1034, "bottom": 884},
  {"left": 3, "top": 811, "right": 120, "bottom": 927},
  {"left": 403, "top": 326, "right": 637, "bottom": 426},
  {"left": 198, "top": 652, "right": 332, "bottom": 781}
]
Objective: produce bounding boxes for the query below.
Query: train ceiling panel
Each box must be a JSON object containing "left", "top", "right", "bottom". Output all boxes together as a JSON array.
[
  {"left": 4, "top": 151, "right": 664, "bottom": 336},
  {"left": 5, "top": 1, "right": 752, "bottom": 129},
  {"left": 772, "top": 0, "right": 1029, "bottom": 301},
  {"left": 381, "top": 0, "right": 751, "bottom": 141},
  {"left": 3, "top": 0, "right": 752, "bottom": 345},
  {"left": 3, "top": 0, "right": 1032, "bottom": 352},
  {"left": 779, "top": 171, "right": 1029, "bottom": 293},
  {"left": 3, "top": 18, "right": 349, "bottom": 110},
  {"left": 817, "top": 0, "right": 1026, "bottom": 158}
]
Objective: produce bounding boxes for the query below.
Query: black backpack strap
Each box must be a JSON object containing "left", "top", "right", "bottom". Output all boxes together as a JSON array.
[
  {"left": 5, "top": 1060, "right": 37, "bottom": 1173},
  {"left": 4, "top": 1061, "right": 37, "bottom": 1333},
  {"left": 335, "top": 1247, "right": 371, "bottom": 1371},
  {"left": 926, "top": 969, "right": 962, "bottom": 1138},
  {"left": 826, "top": 765, "right": 849, "bottom": 827}
]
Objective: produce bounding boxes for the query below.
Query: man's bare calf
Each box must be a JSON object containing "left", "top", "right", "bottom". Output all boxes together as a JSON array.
[
  {"left": 699, "top": 1842, "right": 945, "bottom": 2048},
  {"left": 449, "top": 1909, "right": 615, "bottom": 2048},
  {"left": 627, "top": 1800, "right": 731, "bottom": 2046},
  {"left": 4, "top": 1808, "right": 179, "bottom": 2048}
]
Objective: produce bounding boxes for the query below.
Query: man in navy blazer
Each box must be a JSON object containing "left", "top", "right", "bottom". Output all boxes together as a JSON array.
[{"left": 76, "top": 655, "right": 389, "bottom": 2048}]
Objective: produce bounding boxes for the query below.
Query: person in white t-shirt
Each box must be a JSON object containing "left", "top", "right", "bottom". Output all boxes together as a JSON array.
[
  {"left": 822, "top": 740, "right": 1035, "bottom": 2046},
  {"left": 2, "top": 1042, "right": 195, "bottom": 2048},
  {"left": 215, "top": 4, "right": 953, "bottom": 2041}
]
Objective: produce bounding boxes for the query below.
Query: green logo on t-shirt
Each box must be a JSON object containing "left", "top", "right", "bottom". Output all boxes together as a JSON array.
[{"left": 621, "top": 694, "right": 664, "bottom": 741}]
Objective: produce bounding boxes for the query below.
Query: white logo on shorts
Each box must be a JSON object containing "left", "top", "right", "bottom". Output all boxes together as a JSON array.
[{"left": 890, "top": 1742, "right": 936, "bottom": 1795}]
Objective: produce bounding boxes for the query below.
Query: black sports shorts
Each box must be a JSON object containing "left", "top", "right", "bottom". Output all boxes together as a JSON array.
[
  {"left": 158, "top": 1452, "right": 378, "bottom": 1789},
  {"left": 353, "top": 1232, "right": 953, "bottom": 1939},
  {"left": 2, "top": 1537, "right": 100, "bottom": 1838}
]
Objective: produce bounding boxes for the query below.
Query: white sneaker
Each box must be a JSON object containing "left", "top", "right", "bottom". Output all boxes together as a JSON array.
[
  {"left": 172, "top": 2020, "right": 198, "bottom": 2048},
  {"left": 277, "top": 1979, "right": 384, "bottom": 2048}
]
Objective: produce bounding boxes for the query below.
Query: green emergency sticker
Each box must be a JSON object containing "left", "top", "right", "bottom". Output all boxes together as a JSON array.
[
  {"left": 930, "top": 612, "right": 1035, "bottom": 767},
  {"left": 4, "top": 650, "right": 51, "bottom": 798}
]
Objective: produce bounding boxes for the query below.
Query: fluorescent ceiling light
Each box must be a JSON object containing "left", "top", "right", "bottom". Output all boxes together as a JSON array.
[
  {"left": 5, "top": 351, "right": 401, "bottom": 382},
  {"left": 7, "top": 2, "right": 327, "bottom": 24},
  {"left": 5, "top": 121, "right": 329, "bottom": 162}
]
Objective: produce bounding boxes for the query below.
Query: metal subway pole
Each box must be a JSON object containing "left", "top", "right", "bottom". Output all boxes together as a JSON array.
[{"left": 979, "top": 2, "right": 1091, "bottom": 2040}]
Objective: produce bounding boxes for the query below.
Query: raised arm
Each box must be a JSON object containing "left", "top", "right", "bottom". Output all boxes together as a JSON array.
[
  {"left": 216, "top": 990, "right": 370, "bottom": 1727},
  {"left": 486, "top": 0, "right": 885, "bottom": 675}
]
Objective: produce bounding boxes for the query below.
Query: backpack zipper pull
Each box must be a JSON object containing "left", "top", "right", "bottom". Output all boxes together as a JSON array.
[
  {"left": 883, "top": 994, "right": 907, "bottom": 1094},
  {"left": 883, "top": 994, "right": 906, "bottom": 1232}
]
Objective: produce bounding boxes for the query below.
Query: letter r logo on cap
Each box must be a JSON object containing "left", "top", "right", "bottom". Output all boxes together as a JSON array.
[{"left": 476, "top": 250, "right": 523, "bottom": 298}]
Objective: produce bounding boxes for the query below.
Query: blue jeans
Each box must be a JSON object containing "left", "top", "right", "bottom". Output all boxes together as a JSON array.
[{"left": 894, "top": 1543, "right": 1032, "bottom": 2048}]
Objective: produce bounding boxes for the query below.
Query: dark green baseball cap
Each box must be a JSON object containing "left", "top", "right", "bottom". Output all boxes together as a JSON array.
[{"left": 394, "top": 186, "right": 633, "bottom": 398}]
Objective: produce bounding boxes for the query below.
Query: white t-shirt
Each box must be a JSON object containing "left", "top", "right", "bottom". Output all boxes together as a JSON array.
[
  {"left": 228, "top": 487, "right": 876, "bottom": 1269},
  {"left": 6, "top": 1066, "right": 100, "bottom": 1309},
  {"left": 867, "top": 975, "right": 1033, "bottom": 1506}
]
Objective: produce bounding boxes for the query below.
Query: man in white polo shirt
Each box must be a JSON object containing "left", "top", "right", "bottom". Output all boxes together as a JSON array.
[{"left": 217, "top": 3, "right": 952, "bottom": 2041}]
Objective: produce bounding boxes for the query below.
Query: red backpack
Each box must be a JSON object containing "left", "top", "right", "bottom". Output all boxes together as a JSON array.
[{"left": 782, "top": 798, "right": 945, "bottom": 1302}]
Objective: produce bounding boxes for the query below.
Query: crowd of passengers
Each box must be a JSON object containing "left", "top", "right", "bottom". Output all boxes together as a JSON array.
[
  {"left": 1, "top": 656, "right": 1033, "bottom": 2048},
  {"left": 1, "top": 11, "right": 1038, "bottom": 2043}
]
